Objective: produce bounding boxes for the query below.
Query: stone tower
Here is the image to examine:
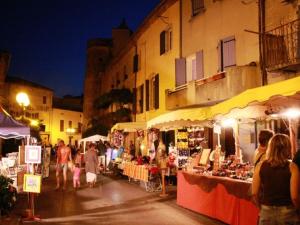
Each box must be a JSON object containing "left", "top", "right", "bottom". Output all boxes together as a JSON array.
[
  {"left": 112, "top": 18, "right": 132, "bottom": 56},
  {"left": 0, "top": 50, "right": 11, "bottom": 105},
  {"left": 82, "top": 38, "right": 112, "bottom": 130}
]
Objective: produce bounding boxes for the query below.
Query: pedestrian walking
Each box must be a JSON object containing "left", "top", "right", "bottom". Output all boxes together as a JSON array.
[
  {"left": 55, "top": 140, "right": 72, "bottom": 190},
  {"left": 72, "top": 163, "right": 81, "bottom": 189},
  {"left": 84, "top": 142, "right": 98, "bottom": 187}
]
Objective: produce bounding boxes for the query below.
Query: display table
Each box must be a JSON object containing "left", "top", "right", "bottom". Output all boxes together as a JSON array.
[
  {"left": 123, "top": 162, "right": 148, "bottom": 182},
  {"left": 177, "top": 171, "right": 259, "bottom": 225}
]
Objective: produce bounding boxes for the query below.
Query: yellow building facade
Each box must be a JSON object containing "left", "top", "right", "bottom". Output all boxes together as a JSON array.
[
  {"left": 4, "top": 77, "right": 53, "bottom": 142},
  {"left": 83, "top": 0, "right": 300, "bottom": 140},
  {"left": 50, "top": 108, "right": 83, "bottom": 146}
]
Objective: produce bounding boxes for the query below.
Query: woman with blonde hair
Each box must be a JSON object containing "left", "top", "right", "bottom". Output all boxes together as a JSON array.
[{"left": 252, "top": 134, "right": 300, "bottom": 224}]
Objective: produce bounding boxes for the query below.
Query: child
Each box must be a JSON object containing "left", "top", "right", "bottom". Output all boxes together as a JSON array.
[{"left": 72, "top": 163, "right": 81, "bottom": 189}]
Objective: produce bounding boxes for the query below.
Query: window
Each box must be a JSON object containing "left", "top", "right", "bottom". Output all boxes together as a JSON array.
[
  {"left": 218, "top": 36, "right": 236, "bottom": 72},
  {"left": 60, "top": 120, "right": 64, "bottom": 132},
  {"left": 123, "top": 65, "right": 128, "bottom": 80},
  {"left": 191, "top": 0, "right": 205, "bottom": 16},
  {"left": 133, "top": 54, "right": 139, "bottom": 72},
  {"left": 78, "top": 122, "right": 82, "bottom": 133},
  {"left": 150, "top": 74, "right": 159, "bottom": 110},
  {"left": 43, "top": 96, "right": 47, "bottom": 104},
  {"left": 186, "top": 50, "right": 204, "bottom": 82},
  {"left": 69, "top": 121, "right": 72, "bottom": 128},
  {"left": 40, "top": 124, "right": 46, "bottom": 132},
  {"left": 116, "top": 72, "right": 120, "bottom": 87},
  {"left": 160, "top": 29, "right": 172, "bottom": 55}
]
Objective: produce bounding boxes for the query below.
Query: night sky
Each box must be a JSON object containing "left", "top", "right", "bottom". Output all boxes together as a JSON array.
[{"left": 0, "top": 0, "right": 160, "bottom": 97}]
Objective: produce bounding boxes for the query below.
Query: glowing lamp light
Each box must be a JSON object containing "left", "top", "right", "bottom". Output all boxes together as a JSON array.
[
  {"left": 66, "top": 128, "right": 75, "bottom": 133},
  {"left": 30, "top": 119, "right": 39, "bottom": 127},
  {"left": 16, "top": 92, "right": 30, "bottom": 107},
  {"left": 140, "top": 143, "right": 145, "bottom": 150},
  {"left": 282, "top": 108, "right": 300, "bottom": 119},
  {"left": 221, "top": 118, "right": 237, "bottom": 128}
]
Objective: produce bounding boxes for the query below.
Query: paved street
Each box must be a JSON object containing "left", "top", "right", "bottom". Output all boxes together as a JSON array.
[{"left": 3, "top": 165, "right": 225, "bottom": 225}]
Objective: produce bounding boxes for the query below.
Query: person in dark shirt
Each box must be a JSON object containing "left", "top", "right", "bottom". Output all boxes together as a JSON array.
[{"left": 252, "top": 134, "right": 300, "bottom": 224}]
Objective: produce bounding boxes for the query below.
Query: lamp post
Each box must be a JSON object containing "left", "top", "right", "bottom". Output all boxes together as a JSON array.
[
  {"left": 66, "top": 128, "right": 75, "bottom": 145},
  {"left": 16, "top": 92, "right": 30, "bottom": 120}
]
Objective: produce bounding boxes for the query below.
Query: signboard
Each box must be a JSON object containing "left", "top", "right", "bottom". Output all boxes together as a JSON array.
[
  {"left": 199, "top": 148, "right": 211, "bottom": 166},
  {"left": 25, "top": 145, "right": 42, "bottom": 164},
  {"left": 23, "top": 174, "right": 42, "bottom": 193}
]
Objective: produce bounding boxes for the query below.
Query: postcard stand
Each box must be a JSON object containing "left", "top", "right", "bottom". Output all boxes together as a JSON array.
[{"left": 22, "top": 144, "right": 42, "bottom": 222}]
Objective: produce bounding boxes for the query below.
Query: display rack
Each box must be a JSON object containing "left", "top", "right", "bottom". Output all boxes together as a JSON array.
[{"left": 176, "top": 129, "right": 189, "bottom": 168}]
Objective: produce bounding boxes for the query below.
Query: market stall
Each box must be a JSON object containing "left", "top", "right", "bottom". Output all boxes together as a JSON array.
[
  {"left": 147, "top": 76, "right": 300, "bottom": 224},
  {"left": 177, "top": 171, "right": 258, "bottom": 225},
  {"left": 78, "top": 134, "right": 108, "bottom": 153},
  {"left": 0, "top": 106, "right": 30, "bottom": 192}
]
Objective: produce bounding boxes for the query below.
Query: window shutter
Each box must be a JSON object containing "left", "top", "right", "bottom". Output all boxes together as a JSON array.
[
  {"left": 132, "top": 88, "right": 137, "bottom": 114},
  {"left": 133, "top": 54, "right": 138, "bottom": 72},
  {"left": 192, "top": 59, "right": 197, "bottom": 80},
  {"left": 196, "top": 50, "right": 204, "bottom": 80},
  {"left": 223, "top": 38, "right": 236, "bottom": 68},
  {"left": 175, "top": 58, "right": 186, "bottom": 86},
  {"left": 160, "top": 31, "right": 166, "bottom": 55},
  {"left": 218, "top": 41, "right": 223, "bottom": 72},
  {"left": 146, "top": 80, "right": 150, "bottom": 111},
  {"left": 154, "top": 74, "right": 159, "bottom": 109},
  {"left": 140, "top": 84, "right": 144, "bottom": 113}
]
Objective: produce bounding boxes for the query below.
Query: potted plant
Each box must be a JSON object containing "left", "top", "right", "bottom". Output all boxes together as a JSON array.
[{"left": 0, "top": 175, "right": 17, "bottom": 217}]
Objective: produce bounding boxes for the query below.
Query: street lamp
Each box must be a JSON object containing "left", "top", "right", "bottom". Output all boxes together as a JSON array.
[
  {"left": 16, "top": 92, "right": 30, "bottom": 119},
  {"left": 66, "top": 128, "right": 75, "bottom": 145}
]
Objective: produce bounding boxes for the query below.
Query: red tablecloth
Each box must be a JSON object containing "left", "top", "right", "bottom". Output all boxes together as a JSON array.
[{"left": 177, "top": 171, "right": 259, "bottom": 225}]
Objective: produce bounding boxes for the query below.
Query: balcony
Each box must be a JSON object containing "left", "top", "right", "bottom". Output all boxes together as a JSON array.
[
  {"left": 165, "top": 65, "right": 261, "bottom": 110},
  {"left": 265, "top": 19, "right": 300, "bottom": 72}
]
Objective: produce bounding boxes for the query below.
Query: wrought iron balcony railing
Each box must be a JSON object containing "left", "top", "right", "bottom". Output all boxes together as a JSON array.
[{"left": 265, "top": 18, "right": 300, "bottom": 72}]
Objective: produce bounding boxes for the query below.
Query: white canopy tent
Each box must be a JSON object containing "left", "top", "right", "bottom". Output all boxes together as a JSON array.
[{"left": 78, "top": 134, "right": 108, "bottom": 153}]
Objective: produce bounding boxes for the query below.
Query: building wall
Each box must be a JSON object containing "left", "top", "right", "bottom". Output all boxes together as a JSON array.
[
  {"left": 182, "top": 0, "right": 259, "bottom": 78},
  {"left": 5, "top": 82, "right": 53, "bottom": 133},
  {"left": 135, "top": 1, "right": 180, "bottom": 122},
  {"left": 50, "top": 108, "right": 82, "bottom": 146},
  {"left": 265, "top": 0, "right": 298, "bottom": 30},
  {"left": 0, "top": 51, "right": 11, "bottom": 104},
  {"left": 265, "top": 0, "right": 300, "bottom": 83}
]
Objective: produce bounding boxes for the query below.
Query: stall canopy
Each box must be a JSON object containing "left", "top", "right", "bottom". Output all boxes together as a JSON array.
[
  {"left": 147, "top": 76, "right": 300, "bottom": 128},
  {"left": 111, "top": 121, "right": 147, "bottom": 132},
  {"left": 0, "top": 106, "right": 30, "bottom": 139},
  {"left": 79, "top": 134, "right": 108, "bottom": 153}
]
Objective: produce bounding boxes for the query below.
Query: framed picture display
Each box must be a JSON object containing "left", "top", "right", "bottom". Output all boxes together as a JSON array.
[
  {"left": 199, "top": 148, "right": 211, "bottom": 166},
  {"left": 23, "top": 174, "right": 42, "bottom": 193},
  {"left": 25, "top": 146, "right": 42, "bottom": 164}
]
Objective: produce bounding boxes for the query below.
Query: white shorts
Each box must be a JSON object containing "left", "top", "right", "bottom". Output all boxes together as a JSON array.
[{"left": 86, "top": 172, "right": 97, "bottom": 183}]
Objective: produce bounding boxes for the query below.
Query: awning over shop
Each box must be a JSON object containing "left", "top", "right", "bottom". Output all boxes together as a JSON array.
[
  {"left": 207, "top": 76, "right": 300, "bottom": 119},
  {"left": 0, "top": 106, "right": 30, "bottom": 139},
  {"left": 147, "top": 76, "right": 300, "bottom": 128},
  {"left": 111, "top": 121, "right": 147, "bottom": 132},
  {"left": 147, "top": 108, "right": 209, "bottom": 129}
]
